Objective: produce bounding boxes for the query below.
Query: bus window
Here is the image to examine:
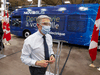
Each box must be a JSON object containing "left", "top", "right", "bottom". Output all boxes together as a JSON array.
[
  {"left": 67, "top": 15, "right": 87, "bottom": 33},
  {"left": 12, "top": 16, "right": 21, "bottom": 18},
  {"left": 11, "top": 16, "right": 21, "bottom": 27},
  {"left": 22, "top": 15, "right": 39, "bottom": 28}
]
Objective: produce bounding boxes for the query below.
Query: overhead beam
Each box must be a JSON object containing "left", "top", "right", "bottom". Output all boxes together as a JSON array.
[
  {"left": 79, "top": 0, "right": 83, "bottom": 4},
  {"left": 96, "top": 0, "right": 99, "bottom": 3},
  {"left": 70, "top": 0, "right": 73, "bottom": 4},
  {"left": 90, "top": 0, "right": 95, "bottom": 3},
  {"left": 79, "top": 0, "right": 95, "bottom": 4}
]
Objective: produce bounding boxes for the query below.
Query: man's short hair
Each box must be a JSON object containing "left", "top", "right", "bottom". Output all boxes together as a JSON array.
[{"left": 36, "top": 15, "right": 51, "bottom": 23}]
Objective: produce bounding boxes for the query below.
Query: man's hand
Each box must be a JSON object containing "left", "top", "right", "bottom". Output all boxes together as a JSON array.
[
  {"left": 35, "top": 60, "right": 49, "bottom": 67},
  {"left": 35, "top": 55, "right": 55, "bottom": 67},
  {"left": 48, "top": 55, "right": 55, "bottom": 64}
]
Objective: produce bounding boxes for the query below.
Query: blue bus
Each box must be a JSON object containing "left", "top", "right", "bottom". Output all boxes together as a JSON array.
[{"left": 9, "top": 3, "right": 100, "bottom": 46}]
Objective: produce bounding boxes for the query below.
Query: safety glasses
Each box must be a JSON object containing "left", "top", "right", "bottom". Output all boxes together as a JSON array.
[{"left": 39, "top": 22, "right": 51, "bottom": 26}]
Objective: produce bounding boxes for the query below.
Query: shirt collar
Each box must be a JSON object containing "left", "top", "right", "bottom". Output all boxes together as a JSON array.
[
  {"left": 37, "top": 30, "right": 43, "bottom": 37},
  {"left": 37, "top": 30, "right": 47, "bottom": 38}
]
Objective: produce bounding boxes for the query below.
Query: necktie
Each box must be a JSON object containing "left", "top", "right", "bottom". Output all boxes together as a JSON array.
[{"left": 43, "top": 35, "right": 49, "bottom": 60}]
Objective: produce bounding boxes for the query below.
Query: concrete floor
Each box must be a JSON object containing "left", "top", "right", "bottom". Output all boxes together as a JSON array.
[{"left": 0, "top": 35, "right": 100, "bottom": 75}]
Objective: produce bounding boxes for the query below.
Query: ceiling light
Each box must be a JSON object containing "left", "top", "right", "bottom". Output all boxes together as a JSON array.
[
  {"left": 64, "top": 1, "right": 70, "bottom": 4},
  {"left": 18, "top": 6, "right": 22, "bottom": 8},
  {"left": 27, "top": 0, "right": 32, "bottom": 2}
]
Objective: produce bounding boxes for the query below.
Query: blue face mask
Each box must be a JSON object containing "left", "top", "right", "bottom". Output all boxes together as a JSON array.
[{"left": 41, "top": 26, "right": 51, "bottom": 34}]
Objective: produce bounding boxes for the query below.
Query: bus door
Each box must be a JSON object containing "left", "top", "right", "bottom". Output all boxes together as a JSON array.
[
  {"left": 10, "top": 15, "right": 22, "bottom": 36},
  {"left": 49, "top": 15, "right": 66, "bottom": 41}
]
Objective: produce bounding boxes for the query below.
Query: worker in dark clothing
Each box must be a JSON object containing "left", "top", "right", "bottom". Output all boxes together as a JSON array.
[{"left": 0, "top": 21, "right": 4, "bottom": 51}]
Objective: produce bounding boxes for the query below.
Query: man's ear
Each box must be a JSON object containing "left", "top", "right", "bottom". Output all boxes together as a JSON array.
[
  {"left": 37, "top": 24, "right": 39, "bottom": 26},
  {"left": 37, "top": 24, "right": 39, "bottom": 28},
  {"left": 37, "top": 24, "right": 40, "bottom": 29}
]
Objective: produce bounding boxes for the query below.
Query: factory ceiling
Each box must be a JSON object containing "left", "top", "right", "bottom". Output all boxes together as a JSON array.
[{"left": 5, "top": 0, "right": 100, "bottom": 7}]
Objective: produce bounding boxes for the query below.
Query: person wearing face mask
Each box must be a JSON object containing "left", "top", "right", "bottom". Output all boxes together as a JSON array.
[{"left": 20, "top": 15, "right": 55, "bottom": 75}]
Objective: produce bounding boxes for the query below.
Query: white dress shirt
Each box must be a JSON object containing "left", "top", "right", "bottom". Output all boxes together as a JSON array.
[{"left": 20, "top": 31, "right": 54, "bottom": 67}]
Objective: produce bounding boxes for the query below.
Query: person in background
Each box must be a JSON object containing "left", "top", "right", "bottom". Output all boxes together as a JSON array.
[
  {"left": 21, "top": 15, "right": 55, "bottom": 75},
  {"left": 0, "top": 21, "right": 4, "bottom": 52}
]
